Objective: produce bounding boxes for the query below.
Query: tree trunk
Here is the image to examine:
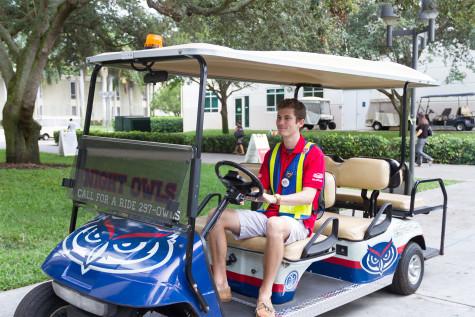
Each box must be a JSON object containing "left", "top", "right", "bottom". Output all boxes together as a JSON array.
[
  {"left": 2, "top": 100, "right": 41, "bottom": 163},
  {"left": 221, "top": 98, "right": 229, "bottom": 134}
]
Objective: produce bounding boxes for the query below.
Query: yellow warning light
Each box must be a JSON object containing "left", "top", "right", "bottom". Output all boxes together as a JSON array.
[{"left": 144, "top": 34, "right": 164, "bottom": 49}]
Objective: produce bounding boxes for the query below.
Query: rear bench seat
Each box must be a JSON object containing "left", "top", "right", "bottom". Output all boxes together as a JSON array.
[
  {"left": 325, "top": 156, "right": 426, "bottom": 217},
  {"left": 195, "top": 170, "right": 337, "bottom": 261}
]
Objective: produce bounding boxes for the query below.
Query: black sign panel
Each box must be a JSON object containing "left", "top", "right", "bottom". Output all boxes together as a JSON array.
[{"left": 72, "top": 136, "right": 193, "bottom": 225}]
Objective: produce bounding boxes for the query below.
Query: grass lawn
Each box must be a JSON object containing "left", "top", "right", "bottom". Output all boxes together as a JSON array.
[{"left": 0, "top": 149, "right": 458, "bottom": 290}]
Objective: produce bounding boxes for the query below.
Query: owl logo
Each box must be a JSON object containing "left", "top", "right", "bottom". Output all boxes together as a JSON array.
[
  {"left": 62, "top": 216, "right": 178, "bottom": 275},
  {"left": 361, "top": 240, "right": 398, "bottom": 276},
  {"left": 284, "top": 271, "right": 299, "bottom": 291}
]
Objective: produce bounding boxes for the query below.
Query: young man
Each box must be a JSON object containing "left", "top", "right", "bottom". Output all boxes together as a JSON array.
[{"left": 207, "top": 98, "right": 325, "bottom": 317}]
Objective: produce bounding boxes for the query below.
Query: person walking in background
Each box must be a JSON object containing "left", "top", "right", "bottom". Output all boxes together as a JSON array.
[
  {"left": 416, "top": 113, "right": 433, "bottom": 167},
  {"left": 233, "top": 122, "right": 245, "bottom": 155}
]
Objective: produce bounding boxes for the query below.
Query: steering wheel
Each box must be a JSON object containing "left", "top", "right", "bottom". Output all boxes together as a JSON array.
[{"left": 215, "top": 160, "right": 264, "bottom": 199}]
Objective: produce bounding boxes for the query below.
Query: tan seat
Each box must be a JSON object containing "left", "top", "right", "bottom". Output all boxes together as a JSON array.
[
  {"left": 325, "top": 156, "right": 426, "bottom": 212},
  {"left": 195, "top": 216, "right": 325, "bottom": 261},
  {"left": 336, "top": 188, "right": 425, "bottom": 211},
  {"left": 314, "top": 212, "right": 372, "bottom": 241}
]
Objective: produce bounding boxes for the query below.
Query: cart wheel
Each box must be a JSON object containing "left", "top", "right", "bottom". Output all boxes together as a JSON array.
[
  {"left": 455, "top": 122, "right": 465, "bottom": 131},
  {"left": 372, "top": 122, "right": 382, "bottom": 131},
  {"left": 389, "top": 242, "right": 424, "bottom": 295},
  {"left": 14, "top": 282, "right": 69, "bottom": 317},
  {"left": 303, "top": 124, "right": 314, "bottom": 130},
  {"left": 328, "top": 122, "right": 336, "bottom": 130},
  {"left": 42, "top": 134, "right": 50, "bottom": 141},
  {"left": 319, "top": 122, "right": 328, "bottom": 130}
]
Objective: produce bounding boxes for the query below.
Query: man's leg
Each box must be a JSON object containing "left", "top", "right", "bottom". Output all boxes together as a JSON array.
[
  {"left": 207, "top": 209, "right": 241, "bottom": 290},
  {"left": 258, "top": 217, "right": 291, "bottom": 305}
]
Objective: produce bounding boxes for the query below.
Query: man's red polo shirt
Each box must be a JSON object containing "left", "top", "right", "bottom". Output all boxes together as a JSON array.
[{"left": 258, "top": 135, "right": 325, "bottom": 235}]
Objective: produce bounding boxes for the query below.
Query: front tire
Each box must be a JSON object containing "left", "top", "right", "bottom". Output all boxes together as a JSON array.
[
  {"left": 318, "top": 122, "right": 328, "bottom": 130},
  {"left": 389, "top": 242, "right": 424, "bottom": 295},
  {"left": 14, "top": 282, "right": 69, "bottom": 317}
]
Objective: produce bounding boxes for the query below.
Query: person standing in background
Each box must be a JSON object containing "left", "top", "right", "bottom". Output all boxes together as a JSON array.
[{"left": 416, "top": 113, "right": 433, "bottom": 166}]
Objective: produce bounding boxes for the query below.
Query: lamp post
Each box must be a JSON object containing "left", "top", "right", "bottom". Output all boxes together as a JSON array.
[{"left": 381, "top": 0, "right": 438, "bottom": 194}]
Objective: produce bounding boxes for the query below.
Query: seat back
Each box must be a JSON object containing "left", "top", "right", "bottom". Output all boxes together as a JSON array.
[{"left": 324, "top": 156, "right": 391, "bottom": 190}]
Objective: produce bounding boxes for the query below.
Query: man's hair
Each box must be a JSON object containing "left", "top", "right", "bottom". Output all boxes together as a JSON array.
[{"left": 277, "top": 98, "right": 306, "bottom": 121}]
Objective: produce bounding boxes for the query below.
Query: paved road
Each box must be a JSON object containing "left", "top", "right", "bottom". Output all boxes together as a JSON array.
[{"left": 1, "top": 132, "right": 475, "bottom": 316}]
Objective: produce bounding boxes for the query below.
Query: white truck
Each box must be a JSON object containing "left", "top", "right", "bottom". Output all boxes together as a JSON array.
[{"left": 301, "top": 97, "right": 336, "bottom": 130}]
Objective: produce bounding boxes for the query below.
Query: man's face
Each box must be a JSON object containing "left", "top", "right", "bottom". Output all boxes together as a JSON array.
[{"left": 276, "top": 108, "right": 304, "bottom": 137}]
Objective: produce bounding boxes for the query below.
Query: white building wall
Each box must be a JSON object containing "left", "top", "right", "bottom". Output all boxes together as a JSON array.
[
  {"left": 182, "top": 81, "right": 368, "bottom": 132},
  {"left": 0, "top": 70, "right": 149, "bottom": 129}
]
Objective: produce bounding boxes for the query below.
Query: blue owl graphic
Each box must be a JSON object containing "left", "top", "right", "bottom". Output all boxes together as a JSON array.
[
  {"left": 361, "top": 240, "right": 398, "bottom": 276},
  {"left": 62, "top": 216, "right": 178, "bottom": 275}
]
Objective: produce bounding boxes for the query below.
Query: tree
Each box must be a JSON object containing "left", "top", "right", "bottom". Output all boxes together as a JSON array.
[
  {"left": 333, "top": 0, "right": 475, "bottom": 132},
  {"left": 0, "top": 0, "right": 166, "bottom": 163},
  {"left": 175, "top": 0, "right": 347, "bottom": 133},
  {"left": 0, "top": 0, "right": 91, "bottom": 163},
  {"left": 151, "top": 80, "right": 182, "bottom": 116}
]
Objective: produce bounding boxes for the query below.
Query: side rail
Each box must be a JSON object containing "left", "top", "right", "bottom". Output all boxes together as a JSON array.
[
  {"left": 301, "top": 217, "right": 339, "bottom": 259},
  {"left": 410, "top": 178, "right": 448, "bottom": 255}
]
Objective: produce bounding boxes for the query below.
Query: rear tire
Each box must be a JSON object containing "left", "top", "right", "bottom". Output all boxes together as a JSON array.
[
  {"left": 328, "top": 121, "right": 336, "bottom": 130},
  {"left": 372, "top": 122, "right": 382, "bottom": 131},
  {"left": 42, "top": 134, "right": 50, "bottom": 140},
  {"left": 318, "top": 122, "right": 328, "bottom": 130},
  {"left": 455, "top": 122, "right": 465, "bottom": 131},
  {"left": 389, "top": 242, "right": 424, "bottom": 295},
  {"left": 14, "top": 282, "right": 69, "bottom": 317},
  {"left": 303, "top": 124, "right": 314, "bottom": 130}
]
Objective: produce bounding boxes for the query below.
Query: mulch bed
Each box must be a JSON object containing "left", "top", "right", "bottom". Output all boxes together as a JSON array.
[{"left": 0, "top": 163, "right": 71, "bottom": 169}]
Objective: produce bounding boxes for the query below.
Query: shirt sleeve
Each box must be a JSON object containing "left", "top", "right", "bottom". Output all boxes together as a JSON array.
[
  {"left": 258, "top": 150, "right": 271, "bottom": 191},
  {"left": 302, "top": 146, "right": 325, "bottom": 190}
]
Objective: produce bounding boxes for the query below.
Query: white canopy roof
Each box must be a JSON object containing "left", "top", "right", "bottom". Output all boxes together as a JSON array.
[{"left": 87, "top": 43, "right": 437, "bottom": 89}]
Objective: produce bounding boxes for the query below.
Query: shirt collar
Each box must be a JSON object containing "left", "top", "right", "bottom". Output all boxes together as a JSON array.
[{"left": 282, "top": 134, "right": 306, "bottom": 155}]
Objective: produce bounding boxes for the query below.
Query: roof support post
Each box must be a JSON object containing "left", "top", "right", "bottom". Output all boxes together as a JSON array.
[{"left": 185, "top": 55, "right": 210, "bottom": 313}]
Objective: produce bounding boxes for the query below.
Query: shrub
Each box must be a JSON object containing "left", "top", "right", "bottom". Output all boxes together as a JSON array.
[
  {"left": 151, "top": 117, "right": 183, "bottom": 133},
  {"left": 52, "top": 130, "right": 475, "bottom": 165}
]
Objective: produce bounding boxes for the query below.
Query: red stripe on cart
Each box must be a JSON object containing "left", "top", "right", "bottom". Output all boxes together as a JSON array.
[
  {"left": 226, "top": 271, "right": 285, "bottom": 292},
  {"left": 323, "top": 257, "right": 362, "bottom": 268}
]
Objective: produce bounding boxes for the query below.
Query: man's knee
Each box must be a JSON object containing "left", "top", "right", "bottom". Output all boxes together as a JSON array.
[
  {"left": 266, "top": 217, "right": 289, "bottom": 240},
  {"left": 207, "top": 209, "right": 239, "bottom": 230}
]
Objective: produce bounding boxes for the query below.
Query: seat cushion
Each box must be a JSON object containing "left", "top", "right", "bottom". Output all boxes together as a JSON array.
[
  {"left": 336, "top": 188, "right": 426, "bottom": 211},
  {"left": 195, "top": 216, "right": 325, "bottom": 261},
  {"left": 314, "top": 212, "right": 373, "bottom": 241}
]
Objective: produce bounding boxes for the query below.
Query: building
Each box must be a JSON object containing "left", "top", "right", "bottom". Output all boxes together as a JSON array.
[
  {"left": 0, "top": 67, "right": 152, "bottom": 132},
  {"left": 181, "top": 82, "right": 372, "bottom": 132}
]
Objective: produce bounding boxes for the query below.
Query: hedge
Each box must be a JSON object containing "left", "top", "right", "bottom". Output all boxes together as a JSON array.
[
  {"left": 150, "top": 117, "right": 182, "bottom": 133},
  {"left": 53, "top": 131, "right": 475, "bottom": 165}
]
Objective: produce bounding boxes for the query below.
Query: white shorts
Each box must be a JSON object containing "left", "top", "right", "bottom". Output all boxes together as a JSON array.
[{"left": 234, "top": 210, "right": 308, "bottom": 245}]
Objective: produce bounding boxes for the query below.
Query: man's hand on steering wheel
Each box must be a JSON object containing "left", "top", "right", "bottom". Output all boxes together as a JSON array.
[{"left": 215, "top": 161, "right": 264, "bottom": 204}]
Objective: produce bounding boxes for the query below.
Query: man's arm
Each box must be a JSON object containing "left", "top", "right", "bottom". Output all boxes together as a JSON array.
[{"left": 260, "top": 187, "right": 317, "bottom": 205}]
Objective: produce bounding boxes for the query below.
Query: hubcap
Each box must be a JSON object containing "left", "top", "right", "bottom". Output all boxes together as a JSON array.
[
  {"left": 50, "top": 305, "right": 69, "bottom": 317},
  {"left": 408, "top": 254, "right": 422, "bottom": 285}
]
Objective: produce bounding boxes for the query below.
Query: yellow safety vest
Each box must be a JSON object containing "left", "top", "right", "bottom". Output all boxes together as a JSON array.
[{"left": 262, "top": 142, "right": 314, "bottom": 219}]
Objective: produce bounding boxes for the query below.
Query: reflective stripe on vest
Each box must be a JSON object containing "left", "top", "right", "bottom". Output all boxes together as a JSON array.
[{"left": 264, "top": 142, "right": 314, "bottom": 219}]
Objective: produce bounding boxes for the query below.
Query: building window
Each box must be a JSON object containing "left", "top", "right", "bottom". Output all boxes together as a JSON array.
[
  {"left": 205, "top": 92, "right": 219, "bottom": 112},
  {"left": 116, "top": 89, "right": 120, "bottom": 100},
  {"left": 303, "top": 87, "right": 323, "bottom": 97},
  {"left": 266, "top": 88, "right": 284, "bottom": 112},
  {"left": 116, "top": 107, "right": 120, "bottom": 116},
  {"left": 72, "top": 105, "right": 77, "bottom": 116},
  {"left": 70, "top": 82, "right": 77, "bottom": 99}
]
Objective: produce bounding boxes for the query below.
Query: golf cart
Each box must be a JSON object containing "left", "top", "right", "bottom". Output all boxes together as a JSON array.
[
  {"left": 418, "top": 93, "right": 475, "bottom": 131},
  {"left": 301, "top": 97, "right": 336, "bottom": 130},
  {"left": 14, "top": 43, "right": 447, "bottom": 317}
]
